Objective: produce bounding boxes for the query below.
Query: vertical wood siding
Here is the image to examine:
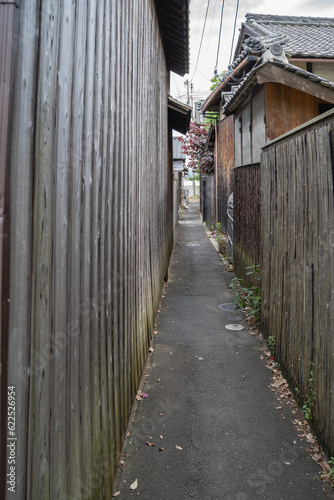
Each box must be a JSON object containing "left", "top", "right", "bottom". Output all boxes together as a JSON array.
[
  {"left": 261, "top": 114, "right": 334, "bottom": 457},
  {"left": 216, "top": 116, "right": 234, "bottom": 234},
  {"left": 265, "top": 83, "right": 331, "bottom": 141},
  {"left": 7, "top": 1, "right": 172, "bottom": 497},
  {"left": 200, "top": 174, "right": 216, "bottom": 228},
  {"left": 233, "top": 164, "right": 261, "bottom": 283},
  {"left": 0, "top": 2, "right": 19, "bottom": 494}
]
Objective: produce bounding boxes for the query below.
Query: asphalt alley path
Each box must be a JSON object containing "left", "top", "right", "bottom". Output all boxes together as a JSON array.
[{"left": 112, "top": 201, "right": 332, "bottom": 500}]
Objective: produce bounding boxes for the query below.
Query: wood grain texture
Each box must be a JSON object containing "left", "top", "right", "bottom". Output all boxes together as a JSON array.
[
  {"left": 265, "top": 82, "right": 331, "bottom": 141},
  {"left": 261, "top": 115, "right": 334, "bottom": 457},
  {"left": 216, "top": 116, "right": 234, "bottom": 234},
  {"left": 6, "top": 1, "right": 39, "bottom": 498},
  {"left": 233, "top": 163, "right": 261, "bottom": 283},
  {"left": 7, "top": 0, "right": 173, "bottom": 496}
]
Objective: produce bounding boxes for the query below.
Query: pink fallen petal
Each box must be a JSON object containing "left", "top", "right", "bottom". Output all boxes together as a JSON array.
[{"left": 141, "top": 393, "right": 148, "bottom": 398}]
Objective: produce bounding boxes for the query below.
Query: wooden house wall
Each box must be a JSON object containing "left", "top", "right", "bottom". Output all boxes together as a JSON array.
[
  {"left": 216, "top": 116, "right": 234, "bottom": 234},
  {"left": 233, "top": 164, "right": 261, "bottom": 283},
  {"left": 265, "top": 83, "right": 330, "bottom": 141},
  {"left": 261, "top": 112, "right": 334, "bottom": 457},
  {"left": 6, "top": 1, "right": 172, "bottom": 498},
  {"left": 234, "top": 88, "right": 266, "bottom": 168}
]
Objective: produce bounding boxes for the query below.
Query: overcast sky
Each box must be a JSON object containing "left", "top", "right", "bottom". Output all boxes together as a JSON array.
[{"left": 170, "top": 0, "right": 334, "bottom": 100}]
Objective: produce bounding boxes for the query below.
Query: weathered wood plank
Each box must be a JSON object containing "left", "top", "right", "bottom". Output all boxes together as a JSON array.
[
  {"left": 27, "top": 1, "right": 60, "bottom": 498},
  {"left": 50, "top": 1, "right": 76, "bottom": 496},
  {"left": 261, "top": 114, "right": 334, "bottom": 457},
  {"left": 79, "top": 0, "right": 96, "bottom": 492},
  {"left": 6, "top": 1, "right": 39, "bottom": 497},
  {"left": 67, "top": 0, "right": 87, "bottom": 497},
  {"left": 8, "top": 0, "right": 177, "bottom": 495}
]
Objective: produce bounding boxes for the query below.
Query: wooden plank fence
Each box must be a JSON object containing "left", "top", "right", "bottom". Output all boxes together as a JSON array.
[
  {"left": 200, "top": 173, "right": 216, "bottom": 228},
  {"left": 6, "top": 1, "right": 173, "bottom": 498},
  {"left": 261, "top": 111, "right": 334, "bottom": 457},
  {"left": 216, "top": 116, "right": 234, "bottom": 235},
  {"left": 233, "top": 163, "right": 261, "bottom": 283}
]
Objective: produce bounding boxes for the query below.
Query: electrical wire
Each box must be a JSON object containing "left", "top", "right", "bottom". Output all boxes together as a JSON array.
[
  {"left": 189, "top": 62, "right": 212, "bottom": 82},
  {"left": 214, "top": 0, "right": 225, "bottom": 74},
  {"left": 228, "top": 0, "right": 240, "bottom": 68},
  {"left": 204, "top": 0, "right": 218, "bottom": 57},
  {"left": 191, "top": 0, "right": 211, "bottom": 82}
]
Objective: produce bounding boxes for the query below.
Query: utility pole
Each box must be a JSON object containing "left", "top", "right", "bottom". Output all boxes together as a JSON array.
[{"left": 184, "top": 79, "right": 190, "bottom": 104}]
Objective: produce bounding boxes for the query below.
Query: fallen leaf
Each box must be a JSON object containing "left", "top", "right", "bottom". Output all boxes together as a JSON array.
[
  {"left": 159, "top": 447, "right": 165, "bottom": 451},
  {"left": 159, "top": 413, "right": 164, "bottom": 416},
  {"left": 160, "top": 435, "right": 163, "bottom": 439},
  {"left": 141, "top": 393, "right": 148, "bottom": 398},
  {"left": 175, "top": 445, "right": 183, "bottom": 450},
  {"left": 126, "top": 432, "right": 130, "bottom": 437},
  {"left": 113, "top": 491, "right": 121, "bottom": 497},
  {"left": 146, "top": 441, "right": 155, "bottom": 447},
  {"left": 130, "top": 479, "right": 138, "bottom": 490},
  {"left": 149, "top": 347, "right": 154, "bottom": 353},
  {"left": 136, "top": 395, "right": 141, "bottom": 401},
  {"left": 320, "top": 462, "right": 331, "bottom": 473},
  {"left": 284, "top": 462, "right": 291, "bottom": 465},
  {"left": 119, "top": 460, "right": 124, "bottom": 465}
]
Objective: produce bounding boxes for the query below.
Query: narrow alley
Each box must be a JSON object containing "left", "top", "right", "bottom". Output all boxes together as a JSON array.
[{"left": 112, "top": 202, "right": 332, "bottom": 500}]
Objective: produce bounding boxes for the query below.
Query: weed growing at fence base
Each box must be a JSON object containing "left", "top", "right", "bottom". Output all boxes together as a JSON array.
[
  {"left": 229, "top": 265, "right": 261, "bottom": 321},
  {"left": 327, "top": 457, "right": 334, "bottom": 479}
]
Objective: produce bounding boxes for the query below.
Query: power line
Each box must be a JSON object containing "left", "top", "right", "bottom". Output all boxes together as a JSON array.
[
  {"left": 204, "top": 0, "right": 218, "bottom": 57},
  {"left": 191, "top": 0, "right": 211, "bottom": 82},
  {"left": 228, "top": 0, "right": 240, "bottom": 68},
  {"left": 214, "top": 0, "right": 225, "bottom": 74},
  {"left": 189, "top": 62, "right": 212, "bottom": 82}
]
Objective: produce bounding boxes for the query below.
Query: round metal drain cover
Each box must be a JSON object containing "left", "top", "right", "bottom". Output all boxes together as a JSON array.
[
  {"left": 227, "top": 315, "right": 243, "bottom": 322},
  {"left": 218, "top": 303, "right": 237, "bottom": 312},
  {"left": 225, "top": 323, "right": 245, "bottom": 331}
]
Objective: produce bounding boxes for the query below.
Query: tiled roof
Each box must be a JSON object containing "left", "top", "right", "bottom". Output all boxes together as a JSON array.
[
  {"left": 235, "top": 13, "right": 334, "bottom": 60},
  {"left": 223, "top": 60, "right": 334, "bottom": 115},
  {"left": 202, "top": 14, "right": 334, "bottom": 114}
]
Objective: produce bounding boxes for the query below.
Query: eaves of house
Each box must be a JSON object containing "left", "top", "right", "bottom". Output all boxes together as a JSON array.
[
  {"left": 223, "top": 59, "right": 334, "bottom": 116},
  {"left": 168, "top": 96, "right": 192, "bottom": 134},
  {"left": 155, "top": 0, "right": 189, "bottom": 76}
]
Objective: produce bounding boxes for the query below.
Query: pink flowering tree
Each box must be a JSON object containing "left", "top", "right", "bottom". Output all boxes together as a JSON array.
[{"left": 178, "top": 122, "right": 214, "bottom": 175}]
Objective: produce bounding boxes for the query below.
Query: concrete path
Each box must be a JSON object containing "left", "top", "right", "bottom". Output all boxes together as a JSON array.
[{"left": 112, "top": 202, "right": 332, "bottom": 500}]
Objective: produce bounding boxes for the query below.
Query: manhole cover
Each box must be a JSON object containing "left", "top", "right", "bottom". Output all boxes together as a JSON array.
[
  {"left": 225, "top": 324, "right": 245, "bottom": 331},
  {"left": 227, "top": 315, "right": 243, "bottom": 321},
  {"left": 218, "top": 303, "right": 237, "bottom": 312}
]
